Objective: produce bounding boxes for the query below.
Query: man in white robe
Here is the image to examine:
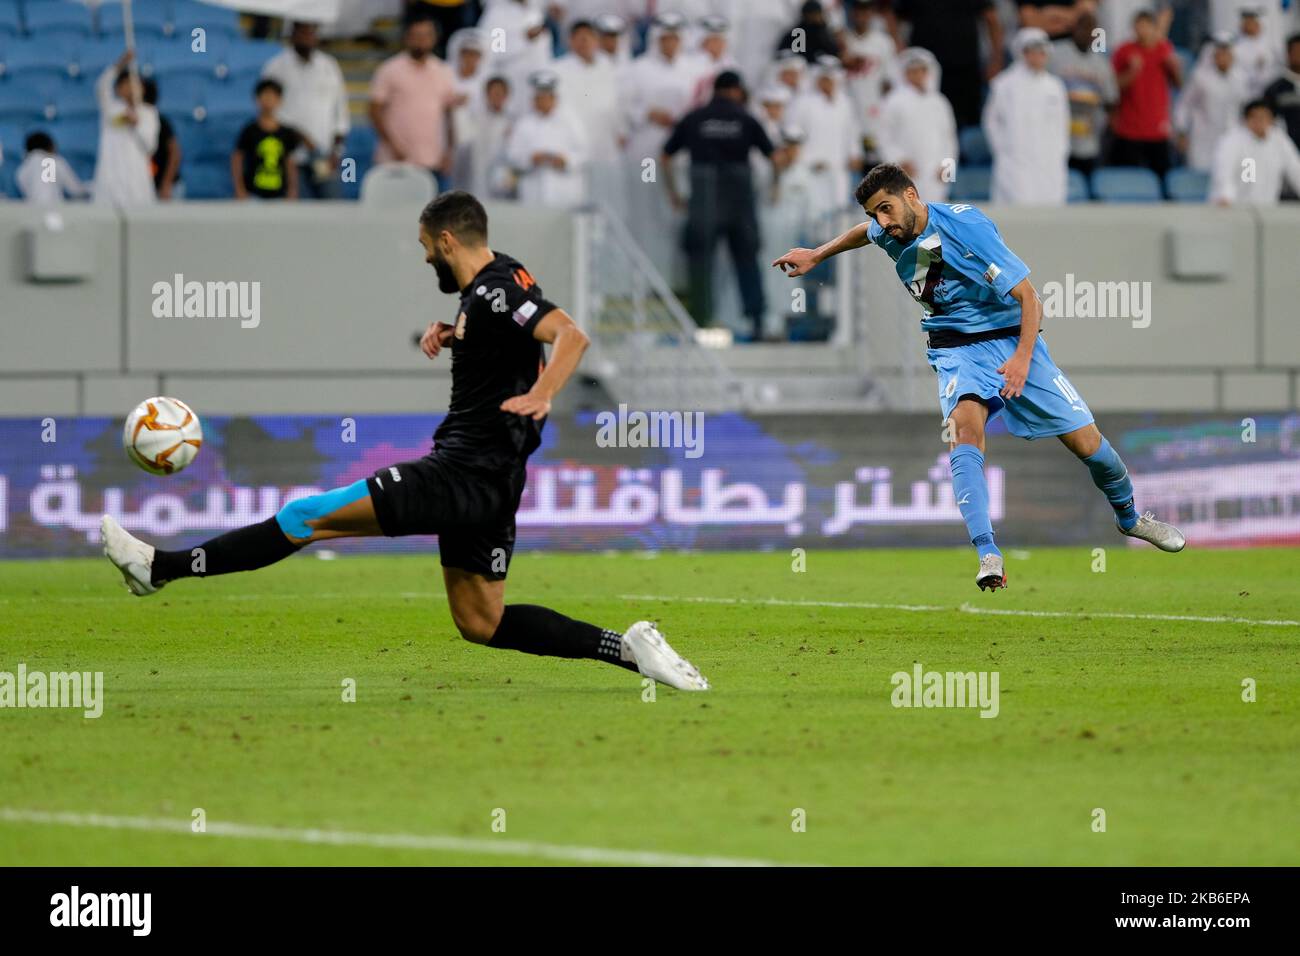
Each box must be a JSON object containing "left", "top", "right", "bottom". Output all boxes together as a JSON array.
[
  {"left": 1175, "top": 33, "right": 1250, "bottom": 171},
  {"left": 789, "top": 54, "right": 863, "bottom": 216},
  {"left": 1211, "top": 97, "right": 1300, "bottom": 203},
  {"left": 877, "top": 48, "right": 958, "bottom": 202},
  {"left": 841, "top": 0, "right": 898, "bottom": 155},
  {"left": 94, "top": 50, "right": 158, "bottom": 206},
  {"left": 506, "top": 70, "right": 589, "bottom": 209},
  {"left": 621, "top": 13, "right": 698, "bottom": 279},
  {"left": 686, "top": 15, "right": 741, "bottom": 107},
  {"left": 554, "top": 18, "right": 623, "bottom": 212},
  {"left": 1234, "top": 7, "right": 1286, "bottom": 95},
  {"left": 983, "top": 27, "right": 1069, "bottom": 206},
  {"left": 479, "top": 0, "right": 554, "bottom": 113}
]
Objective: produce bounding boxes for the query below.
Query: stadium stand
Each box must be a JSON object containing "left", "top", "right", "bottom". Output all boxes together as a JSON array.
[{"left": 1090, "top": 167, "right": 1164, "bottom": 203}]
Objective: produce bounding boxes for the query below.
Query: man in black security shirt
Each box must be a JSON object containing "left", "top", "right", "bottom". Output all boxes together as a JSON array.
[
  {"left": 663, "top": 70, "right": 786, "bottom": 340},
  {"left": 101, "top": 191, "right": 710, "bottom": 692}
]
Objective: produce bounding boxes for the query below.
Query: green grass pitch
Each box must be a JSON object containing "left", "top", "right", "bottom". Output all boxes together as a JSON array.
[{"left": 1, "top": 546, "right": 1297, "bottom": 866}]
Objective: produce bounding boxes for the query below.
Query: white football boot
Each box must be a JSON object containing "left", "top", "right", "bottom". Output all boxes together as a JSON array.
[
  {"left": 101, "top": 515, "right": 162, "bottom": 596},
  {"left": 976, "top": 552, "right": 1007, "bottom": 591},
  {"left": 1118, "top": 511, "right": 1186, "bottom": 552},
  {"left": 622, "top": 621, "right": 710, "bottom": 691}
]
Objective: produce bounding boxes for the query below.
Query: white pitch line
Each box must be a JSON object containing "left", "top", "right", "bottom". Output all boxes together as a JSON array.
[
  {"left": 0, "top": 808, "right": 804, "bottom": 868},
  {"left": 619, "top": 594, "right": 1300, "bottom": 628}
]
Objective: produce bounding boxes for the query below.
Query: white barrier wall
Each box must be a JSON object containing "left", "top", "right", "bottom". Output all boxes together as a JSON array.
[{"left": 0, "top": 201, "right": 1295, "bottom": 416}]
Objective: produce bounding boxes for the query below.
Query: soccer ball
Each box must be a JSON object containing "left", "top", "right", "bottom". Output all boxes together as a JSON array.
[{"left": 123, "top": 397, "right": 203, "bottom": 475}]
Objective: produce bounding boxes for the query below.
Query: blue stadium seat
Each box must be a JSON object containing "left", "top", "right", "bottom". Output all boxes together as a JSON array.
[
  {"left": 171, "top": 0, "right": 243, "bottom": 40},
  {"left": 61, "top": 144, "right": 96, "bottom": 183},
  {"left": 49, "top": 114, "right": 97, "bottom": 154},
  {"left": 344, "top": 125, "right": 376, "bottom": 162},
  {"left": 0, "top": 84, "right": 49, "bottom": 122},
  {"left": 152, "top": 39, "right": 224, "bottom": 80},
  {"left": 950, "top": 165, "right": 992, "bottom": 201},
  {"left": 219, "top": 40, "right": 280, "bottom": 77},
  {"left": 51, "top": 80, "right": 98, "bottom": 119},
  {"left": 1090, "top": 166, "right": 1163, "bottom": 202},
  {"left": 192, "top": 113, "right": 244, "bottom": 161},
  {"left": 97, "top": 1, "right": 169, "bottom": 39},
  {"left": 1165, "top": 166, "right": 1210, "bottom": 202},
  {"left": 958, "top": 126, "right": 991, "bottom": 166},
  {"left": 155, "top": 70, "right": 209, "bottom": 114},
  {"left": 1, "top": 37, "right": 76, "bottom": 85},
  {"left": 72, "top": 37, "right": 125, "bottom": 79},
  {"left": 0, "top": 157, "right": 17, "bottom": 197},
  {"left": 23, "top": 2, "right": 94, "bottom": 41},
  {"left": 182, "top": 158, "right": 234, "bottom": 199},
  {"left": 1067, "top": 167, "right": 1089, "bottom": 202},
  {"left": 203, "top": 80, "right": 250, "bottom": 117},
  {"left": 0, "top": 1, "right": 22, "bottom": 37}
]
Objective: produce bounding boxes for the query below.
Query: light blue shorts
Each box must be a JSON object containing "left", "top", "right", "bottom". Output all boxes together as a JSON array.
[{"left": 927, "top": 335, "right": 1094, "bottom": 440}]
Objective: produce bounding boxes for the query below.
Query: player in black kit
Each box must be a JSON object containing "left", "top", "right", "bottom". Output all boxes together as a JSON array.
[{"left": 102, "top": 191, "right": 709, "bottom": 691}]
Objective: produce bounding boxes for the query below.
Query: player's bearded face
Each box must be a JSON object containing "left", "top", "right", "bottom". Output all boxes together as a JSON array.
[{"left": 431, "top": 246, "right": 459, "bottom": 293}]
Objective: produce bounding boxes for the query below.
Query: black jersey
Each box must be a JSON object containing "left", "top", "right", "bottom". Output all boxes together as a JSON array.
[{"left": 432, "top": 251, "right": 559, "bottom": 473}]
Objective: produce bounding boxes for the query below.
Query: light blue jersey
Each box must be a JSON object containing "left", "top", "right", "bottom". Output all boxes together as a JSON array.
[{"left": 867, "top": 202, "right": 1029, "bottom": 334}]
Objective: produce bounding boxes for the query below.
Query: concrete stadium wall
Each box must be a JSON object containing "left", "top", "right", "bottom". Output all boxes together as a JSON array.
[{"left": 0, "top": 201, "right": 1295, "bottom": 417}]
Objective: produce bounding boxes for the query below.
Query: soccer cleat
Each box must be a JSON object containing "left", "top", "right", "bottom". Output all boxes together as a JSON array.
[
  {"left": 976, "top": 553, "right": 1007, "bottom": 591},
  {"left": 622, "top": 621, "right": 710, "bottom": 691},
  {"left": 101, "top": 515, "right": 162, "bottom": 596},
  {"left": 1118, "top": 511, "right": 1186, "bottom": 552}
]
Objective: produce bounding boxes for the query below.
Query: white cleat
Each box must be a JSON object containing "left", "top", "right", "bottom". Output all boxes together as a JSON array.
[
  {"left": 976, "top": 552, "right": 1007, "bottom": 591},
  {"left": 101, "top": 515, "right": 161, "bottom": 596},
  {"left": 622, "top": 621, "right": 710, "bottom": 691},
  {"left": 1119, "top": 511, "right": 1186, "bottom": 552}
]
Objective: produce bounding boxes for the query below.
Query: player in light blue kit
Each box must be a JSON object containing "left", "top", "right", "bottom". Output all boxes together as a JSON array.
[{"left": 773, "top": 163, "right": 1184, "bottom": 591}]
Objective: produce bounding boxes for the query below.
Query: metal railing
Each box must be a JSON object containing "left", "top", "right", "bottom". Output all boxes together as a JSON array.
[{"left": 573, "top": 204, "right": 747, "bottom": 412}]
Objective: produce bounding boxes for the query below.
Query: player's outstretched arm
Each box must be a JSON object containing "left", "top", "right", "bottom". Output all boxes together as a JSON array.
[
  {"left": 500, "top": 309, "right": 589, "bottom": 421},
  {"left": 771, "top": 221, "right": 873, "bottom": 277}
]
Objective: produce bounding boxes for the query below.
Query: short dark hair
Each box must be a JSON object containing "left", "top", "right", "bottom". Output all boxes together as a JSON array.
[
  {"left": 255, "top": 78, "right": 283, "bottom": 98},
  {"left": 25, "top": 131, "right": 54, "bottom": 154},
  {"left": 570, "top": 19, "right": 595, "bottom": 35},
  {"left": 485, "top": 75, "right": 509, "bottom": 91},
  {"left": 714, "top": 70, "right": 743, "bottom": 93},
  {"left": 854, "top": 162, "right": 915, "bottom": 206},
  {"left": 1243, "top": 97, "right": 1274, "bottom": 117},
  {"left": 419, "top": 190, "right": 488, "bottom": 245},
  {"left": 1287, "top": 32, "right": 1300, "bottom": 50}
]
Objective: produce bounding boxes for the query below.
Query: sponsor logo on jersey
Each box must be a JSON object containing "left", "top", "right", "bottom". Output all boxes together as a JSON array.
[
  {"left": 512, "top": 299, "right": 538, "bottom": 327},
  {"left": 983, "top": 263, "right": 1001, "bottom": 284}
]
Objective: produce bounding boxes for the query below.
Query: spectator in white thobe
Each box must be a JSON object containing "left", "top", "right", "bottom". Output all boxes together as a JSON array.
[
  {"left": 262, "top": 21, "right": 350, "bottom": 199},
  {"left": 554, "top": 19, "right": 623, "bottom": 212},
  {"left": 1235, "top": 7, "right": 1285, "bottom": 95},
  {"left": 789, "top": 54, "right": 863, "bottom": 215},
  {"left": 94, "top": 50, "right": 158, "bottom": 206},
  {"left": 1175, "top": 33, "right": 1250, "bottom": 172},
  {"left": 506, "top": 70, "right": 590, "bottom": 209},
  {"left": 841, "top": 0, "right": 898, "bottom": 155},
  {"left": 621, "top": 13, "right": 698, "bottom": 279},
  {"left": 686, "top": 15, "right": 740, "bottom": 106},
  {"left": 1210, "top": 97, "right": 1300, "bottom": 204},
  {"left": 468, "top": 76, "right": 516, "bottom": 199},
  {"left": 479, "top": 0, "right": 554, "bottom": 113},
  {"left": 878, "top": 48, "right": 958, "bottom": 202},
  {"left": 984, "top": 27, "right": 1069, "bottom": 205},
  {"left": 16, "top": 132, "right": 90, "bottom": 204}
]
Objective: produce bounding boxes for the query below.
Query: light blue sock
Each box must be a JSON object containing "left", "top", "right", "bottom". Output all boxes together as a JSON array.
[
  {"left": 1083, "top": 437, "right": 1138, "bottom": 530},
  {"left": 950, "top": 444, "right": 999, "bottom": 557}
]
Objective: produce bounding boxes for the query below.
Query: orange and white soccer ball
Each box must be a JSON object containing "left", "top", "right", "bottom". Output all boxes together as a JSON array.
[{"left": 123, "top": 397, "right": 203, "bottom": 475}]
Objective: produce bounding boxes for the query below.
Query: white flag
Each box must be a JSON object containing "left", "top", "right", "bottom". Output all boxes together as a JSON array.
[{"left": 198, "top": 0, "right": 343, "bottom": 24}]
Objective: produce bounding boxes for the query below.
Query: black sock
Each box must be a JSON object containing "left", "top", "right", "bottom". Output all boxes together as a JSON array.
[
  {"left": 151, "top": 516, "right": 304, "bottom": 585},
  {"left": 488, "top": 605, "right": 638, "bottom": 672}
]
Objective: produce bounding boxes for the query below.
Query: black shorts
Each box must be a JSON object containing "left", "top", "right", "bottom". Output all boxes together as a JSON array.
[{"left": 365, "top": 452, "right": 525, "bottom": 580}]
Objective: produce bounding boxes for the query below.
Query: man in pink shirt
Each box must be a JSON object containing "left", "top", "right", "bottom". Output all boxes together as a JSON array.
[{"left": 369, "top": 14, "right": 459, "bottom": 187}]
